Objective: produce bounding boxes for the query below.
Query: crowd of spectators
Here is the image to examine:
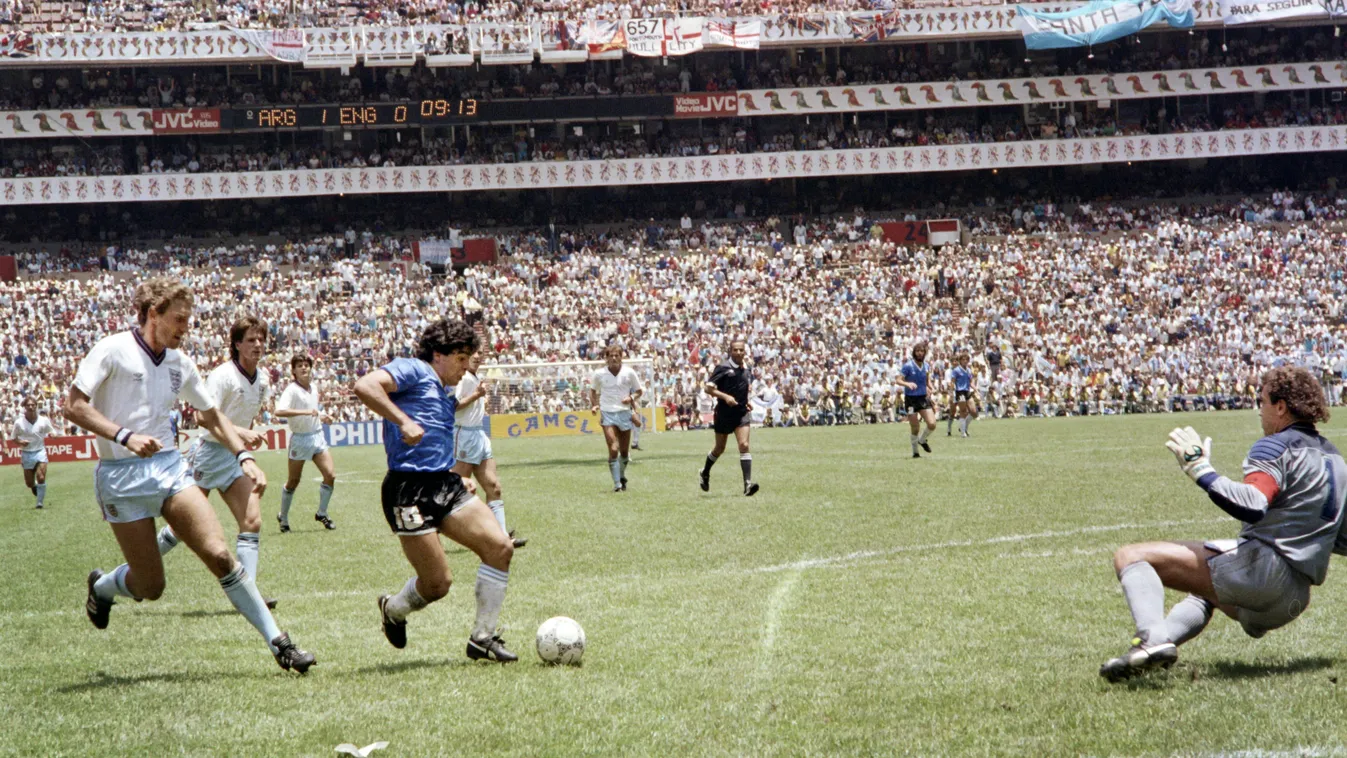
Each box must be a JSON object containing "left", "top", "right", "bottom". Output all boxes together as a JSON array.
[
  {"left": 1, "top": 31, "right": 1337, "bottom": 111},
  {"left": 4, "top": 191, "right": 1347, "bottom": 438}
]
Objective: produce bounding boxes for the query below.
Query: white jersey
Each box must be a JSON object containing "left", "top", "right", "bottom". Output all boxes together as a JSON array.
[
  {"left": 73, "top": 330, "right": 217, "bottom": 462},
  {"left": 455, "top": 371, "right": 486, "bottom": 428},
  {"left": 12, "top": 415, "right": 55, "bottom": 452},
  {"left": 278, "top": 381, "right": 322, "bottom": 434},
  {"left": 204, "top": 360, "right": 271, "bottom": 445},
  {"left": 591, "top": 365, "right": 643, "bottom": 413}
]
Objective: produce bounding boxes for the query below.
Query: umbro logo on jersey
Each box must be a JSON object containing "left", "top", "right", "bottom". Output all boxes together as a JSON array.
[
  {"left": 132, "top": 372, "right": 144, "bottom": 382},
  {"left": 169, "top": 369, "right": 182, "bottom": 395}
]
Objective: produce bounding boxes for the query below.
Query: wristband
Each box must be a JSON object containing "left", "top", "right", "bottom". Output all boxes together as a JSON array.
[
  {"left": 236, "top": 451, "right": 256, "bottom": 465},
  {"left": 115, "top": 428, "right": 133, "bottom": 446}
]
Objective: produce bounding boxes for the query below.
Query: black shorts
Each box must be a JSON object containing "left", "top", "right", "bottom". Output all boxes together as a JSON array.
[
  {"left": 713, "top": 409, "right": 750, "bottom": 435},
  {"left": 381, "top": 470, "right": 474, "bottom": 536},
  {"left": 955, "top": 390, "right": 972, "bottom": 402},
  {"left": 904, "top": 394, "right": 932, "bottom": 413}
]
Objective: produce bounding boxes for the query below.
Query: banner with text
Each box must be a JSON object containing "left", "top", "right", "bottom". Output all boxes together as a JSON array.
[
  {"left": 1218, "top": 0, "right": 1327, "bottom": 23},
  {"left": 1015, "top": 0, "right": 1195, "bottom": 49},
  {"left": 488, "top": 409, "right": 663, "bottom": 439},
  {"left": 0, "top": 108, "right": 153, "bottom": 140},
  {"left": 234, "top": 28, "right": 307, "bottom": 62}
]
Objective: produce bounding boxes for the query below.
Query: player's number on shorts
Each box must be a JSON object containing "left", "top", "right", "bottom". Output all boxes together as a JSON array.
[
  {"left": 1320, "top": 460, "right": 1342, "bottom": 522},
  {"left": 396, "top": 505, "right": 425, "bottom": 531}
]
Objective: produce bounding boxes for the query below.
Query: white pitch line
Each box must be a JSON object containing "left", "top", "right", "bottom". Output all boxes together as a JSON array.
[{"left": 746, "top": 517, "right": 1228, "bottom": 575}]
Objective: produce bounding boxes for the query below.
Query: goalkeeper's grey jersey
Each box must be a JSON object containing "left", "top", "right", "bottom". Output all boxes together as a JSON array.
[{"left": 1204, "top": 423, "right": 1347, "bottom": 585}]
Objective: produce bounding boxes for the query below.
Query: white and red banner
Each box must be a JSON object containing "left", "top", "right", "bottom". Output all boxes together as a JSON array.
[
  {"left": 234, "top": 27, "right": 307, "bottom": 62},
  {"left": 0, "top": 108, "right": 153, "bottom": 140},
  {"left": 2, "top": 436, "right": 99, "bottom": 466},
  {"left": 0, "top": 127, "right": 1341, "bottom": 207},
  {"left": 705, "top": 19, "right": 762, "bottom": 49},
  {"left": 731, "top": 61, "right": 1347, "bottom": 116},
  {"left": 621, "top": 19, "right": 666, "bottom": 57}
]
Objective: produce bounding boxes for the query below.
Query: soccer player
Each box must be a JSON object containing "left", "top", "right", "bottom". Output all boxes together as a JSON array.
[
  {"left": 588, "top": 344, "right": 643, "bottom": 493},
  {"left": 1099, "top": 366, "right": 1347, "bottom": 682},
  {"left": 69, "top": 278, "right": 313, "bottom": 673},
  {"left": 9, "top": 397, "right": 54, "bottom": 509},
  {"left": 699, "top": 338, "right": 759, "bottom": 496},
  {"left": 947, "top": 353, "right": 975, "bottom": 438},
  {"left": 355, "top": 319, "right": 517, "bottom": 662},
  {"left": 452, "top": 351, "right": 526, "bottom": 548},
  {"left": 899, "top": 342, "right": 937, "bottom": 458},
  {"left": 158, "top": 316, "right": 277, "bottom": 608},
  {"left": 275, "top": 355, "right": 337, "bottom": 532}
]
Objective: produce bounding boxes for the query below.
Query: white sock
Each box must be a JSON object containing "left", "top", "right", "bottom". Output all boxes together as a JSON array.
[
  {"left": 34, "top": 483, "right": 46, "bottom": 506},
  {"left": 488, "top": 500, "right": 507, "bottom": 534},
  {"left": 94, "top": 563, "right": 136, "bottom": 602},
  {"left": 918, "top": 427, "right": 932, "bottom": 444},
  {"left": 472, "top": 565, "right": 509, "bottom": 641},
  {"left": 237, "top": 532, "right": 260, "bottom": 580},
  {"left": 157, "top": 525, "right": 180, "bottom": 555},
  {"left": 384, "top": 576, "right": 429, "bottom": 622},
  {"left": 910, "top": 434, "right": 919, "bottom": 453},
  {"left": 219, "top": 565, "right": 283, "bottom": 652},
  {"left": 317, "top": 483, "right": 334, "bottom": 517},
  {"left": 279, "top": 487, "right": 294, "bottom": 522}
]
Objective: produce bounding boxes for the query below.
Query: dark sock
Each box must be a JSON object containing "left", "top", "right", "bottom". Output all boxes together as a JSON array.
[
  {"left": 702, "top": 453, "right": 718, "bottom": 476},
  {"left": 740, "top": 453, "right": 752, "bottom": 482}
]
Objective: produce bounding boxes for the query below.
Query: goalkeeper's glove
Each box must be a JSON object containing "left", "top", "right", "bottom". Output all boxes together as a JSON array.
[{"left": 1166, "top": 426, "right": 1215, "bottom": 482}]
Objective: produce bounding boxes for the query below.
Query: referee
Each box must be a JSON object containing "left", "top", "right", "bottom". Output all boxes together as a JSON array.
[{"left": 699, "top": 338, "right": 760, "bottom": 496}]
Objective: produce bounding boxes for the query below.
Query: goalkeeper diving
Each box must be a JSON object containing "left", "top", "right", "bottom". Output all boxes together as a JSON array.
[{"left": 1100, "top": 366, "right": 1347, "bottom": 682}]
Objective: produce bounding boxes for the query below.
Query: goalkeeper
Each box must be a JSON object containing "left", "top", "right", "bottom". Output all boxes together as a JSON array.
[{"left": 1101, "top": 366, "right": 1347, "bottom": 682}]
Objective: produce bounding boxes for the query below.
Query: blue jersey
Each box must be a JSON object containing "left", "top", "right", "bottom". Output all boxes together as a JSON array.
[
  {"left": 952, "top": 367, "right": 972, "bottom": 392},
  {"left": 380, "top": 357, "right": 458, "bottom": 472},
  {"left": 900, "top": 360, "right": 929, "bottom": 397}
]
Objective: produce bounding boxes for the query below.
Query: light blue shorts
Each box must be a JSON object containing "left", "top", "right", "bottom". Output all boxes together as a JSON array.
[
  {"left": 600, "top": 409, "right": 633, "bottom": 432},
  {"left": 455, "top": 427, "right": 493, "bottom": 466},
  {"left": 289, "top": 430, "right": 329, "bottom": 461},
  {"left": 94, "top": 450, "right": 195, "bottom": 523},
  {"left": 188, "top": 438, "right": 244, "bottom": 492},
  {"left": 21, "top": 448, "right": 48, "bottom": 470}
]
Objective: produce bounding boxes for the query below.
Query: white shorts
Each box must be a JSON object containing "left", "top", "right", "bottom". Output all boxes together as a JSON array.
[
  {"left": 454, "top": 427, "right": 493, "bottom": 466},
  {"left": 600, "top": 409, "right": 633, "bottom": 431},
  {"left": 288, "top": 430, "right": 329, "bottom": 462},
  {"left": 94, "top": 450, "right": 195, "bottom": 523},
  {"left": 1206, "top": 538, "right": 1312, "bottom": 638},
  {"left": 21, "top": 448, "right": 48, "bottom": 470},
  {"left": 188, "top": 438, "right": 243, "bottom": 492}
]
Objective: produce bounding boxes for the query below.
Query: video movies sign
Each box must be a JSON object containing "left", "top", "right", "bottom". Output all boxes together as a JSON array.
[{"left": 672, "top": 92, "right": 738, "bottom": 119}]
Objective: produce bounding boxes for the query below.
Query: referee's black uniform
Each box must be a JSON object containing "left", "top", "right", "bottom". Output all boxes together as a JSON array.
[{"left": 709, "top": 360, "right": 752, "bottom": 435}]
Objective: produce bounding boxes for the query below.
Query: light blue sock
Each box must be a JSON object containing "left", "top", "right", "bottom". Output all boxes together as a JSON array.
[
  {"left": 609, "top": 459, "right": 622, "bottom": 486},
  {"left": 472, "top": 565, "right": 509, "bottom": 640},
  {"left": 94, "top": 564, "right": 137, "bottom": 602},
  {"left": 219, "top": 565, "right": 283, "bottom": 651},
  {"left": 620, "top": 456, "right": 630, "bottom": 479},
  {"left": 318, "top": 483, "right": 334, "bottom": 517},
  {"left": 279, "top": 487, "right": 294, "bottom": 522},
  {"left": 34, "top": 483, "right": 46, "bottom": 506},
  {"left": 487, "top": 500, "right": 507, "bottom": 533},
  {"left": 157, "top": 525, "right": 180, "bottom": 555},
  {"left": 236, "top": 532, "right": 260, "bottom": 580}
]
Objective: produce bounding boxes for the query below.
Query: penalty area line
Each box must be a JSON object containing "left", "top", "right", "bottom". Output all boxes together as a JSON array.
[{"left": 743, "top": 517, "right": 1228, "bottom": 575}]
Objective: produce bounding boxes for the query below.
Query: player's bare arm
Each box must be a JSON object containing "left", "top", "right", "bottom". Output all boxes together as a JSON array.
[
  {"left": 354, "top": 369, "right": 424, "bottom": 445},
  {"left": 64, "top": 385, "right": 162, "bottom": 458}
]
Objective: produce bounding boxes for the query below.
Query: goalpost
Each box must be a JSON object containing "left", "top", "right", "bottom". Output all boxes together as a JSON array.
[{"left": 478, "top": 359, "right": 663, "bottom": 434}]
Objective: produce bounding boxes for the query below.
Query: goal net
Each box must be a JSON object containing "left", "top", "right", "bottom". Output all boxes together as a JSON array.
[{"left": 478, "top": 359, "right": 662, "bottom": 432}]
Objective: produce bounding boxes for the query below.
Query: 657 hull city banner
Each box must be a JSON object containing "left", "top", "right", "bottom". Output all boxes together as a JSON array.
[{"left": 0, "top": 127, "right": 1342, "bottom": 206}]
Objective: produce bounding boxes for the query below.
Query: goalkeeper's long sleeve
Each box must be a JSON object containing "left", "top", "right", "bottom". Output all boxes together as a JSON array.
[{"left": 1196, "top": 471, "right": 1273, "bottom": 524}]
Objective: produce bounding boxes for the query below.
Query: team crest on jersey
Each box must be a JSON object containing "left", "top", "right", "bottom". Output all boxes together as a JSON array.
[
  {"left": 169, "top": 369, "right": 182, "bottom": 394},
  {"left": 104, "top": 501, "right": 118, "bottom": 518}
]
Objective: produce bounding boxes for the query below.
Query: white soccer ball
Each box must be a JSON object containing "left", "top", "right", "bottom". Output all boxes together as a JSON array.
[{"left": 536, "top": 616, "right": 585, "bottom": 665}]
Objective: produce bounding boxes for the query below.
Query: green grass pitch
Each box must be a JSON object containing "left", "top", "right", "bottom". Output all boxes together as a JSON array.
[{"left": 5, "top": 413, "right": 1347, "bottom": 757}]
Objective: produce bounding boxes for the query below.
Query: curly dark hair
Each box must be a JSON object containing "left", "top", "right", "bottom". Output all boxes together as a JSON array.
[
  {"left": 1263, "top": 366, "right": 1330, "bottom": 423},
  {"left": 417, "top": 319, "right": 480, "bottom": 362}
]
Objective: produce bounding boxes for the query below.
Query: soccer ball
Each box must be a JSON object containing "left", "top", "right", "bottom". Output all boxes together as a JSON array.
[{"left": 536, "top": 616, "right": 585, "bottom": 665}]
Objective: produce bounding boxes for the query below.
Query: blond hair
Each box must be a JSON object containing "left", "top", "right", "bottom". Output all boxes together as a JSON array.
[{"left": 133, "top": 278, "right": 194, "bottom": 326}]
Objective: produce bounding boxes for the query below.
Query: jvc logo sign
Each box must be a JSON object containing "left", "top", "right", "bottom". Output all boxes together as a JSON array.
[
  {"left": 151, "top": 109, "right": 222, "bottom": 134},
  {"left": 673, "top": 93, "right": 739, "bottom": 118}
]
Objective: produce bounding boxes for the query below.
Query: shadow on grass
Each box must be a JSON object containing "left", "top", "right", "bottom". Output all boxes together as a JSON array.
[
  {"left": 176, "top": 609, "right": 238, "bottom": 618},
  {"left": 57, "top": 670, "right": 239, "bottom": 693},
  {"left": 336, "top": 658, "right": 469, "bottom": 678},
  {"left": 1201, "top": 656, "right": 1335, "bottom": 680},
  {"left": 510, "top": 454, "right": 683, "bottom": 469}
]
